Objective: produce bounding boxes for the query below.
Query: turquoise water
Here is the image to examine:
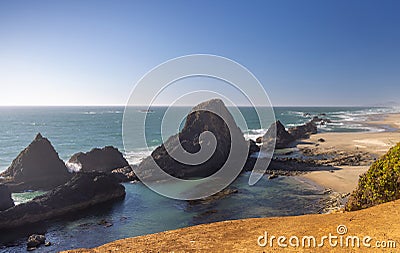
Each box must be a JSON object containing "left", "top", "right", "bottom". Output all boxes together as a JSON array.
[
  {"left": 1, "top": 173, "right": 325, "bottom": 252},
  {"left": 11, "top": 191, "right": 46, "bottom": 205},
  {"left": 0, "top": 106, "right": 397, "bottom": 251}
]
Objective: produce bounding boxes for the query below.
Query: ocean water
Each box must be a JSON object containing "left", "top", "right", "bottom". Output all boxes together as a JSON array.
[
  {"left": 0, "top": 106, "right": 397, "bottom": 251},
  {"left": 0, "top": 106, "right": 397, "bottom": 173}
]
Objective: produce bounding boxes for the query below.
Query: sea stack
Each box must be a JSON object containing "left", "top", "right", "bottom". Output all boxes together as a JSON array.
[
  {"left": 258, "top": 120, "right": 318, "bottom": 149},
  {"left": 67, "top": 146, "right": 129, "bottom": 173},
  {"left": 0, "top": 133, "right": 72, "bottom": 191},
  {"left": 137, "top": 99, "right": 248, "bottom": 179},
  {"left": 261, "top": 120, "right": 295, "bottom": 149}
]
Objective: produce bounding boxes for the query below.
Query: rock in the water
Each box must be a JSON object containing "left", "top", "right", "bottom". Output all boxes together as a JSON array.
[
  {"left": 261, "top": 120, "right": 295, "bottom": 149},
  {"left": 27, "top": 234, "right": 46, "bottom": 248},
  {"left": 0, "top": 172, "right": 125, "bottom": 230},
  {"left": 137, "top": 99, "right": 248, "bottom": 179},
  {"left": 311, "top": 116, "right": 332, "bottom": 125},
  {"left": 188, "top": 187, "right": 238, "bottom": 205},
  {"left": 98, "top": 219, "right": 113, "bottom": 227},
  {"left": 0, "top": 185, "right": 14, "bottom": 211},
  {"left": 68, "top": 146, "right": 129, "bottom": 173},
  {"left": 111, "top": 165, "right": 137, "bottom": 182},
  {"left": 288, "top": 121, "right": 317, "bottom": 140},
  {"left": 0, "top": 133, "right": 72, "bottom": 191}
]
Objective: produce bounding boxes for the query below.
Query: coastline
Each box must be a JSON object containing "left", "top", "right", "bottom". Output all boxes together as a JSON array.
[
  {"left": 299, "top": 113, "right": 400, "bottom": 194},
  {"left": 63, "top": 111, "right": 400, "bottom": 252},
  {"left": 64, "top": 199, "right": 400, "bottom": 252}
]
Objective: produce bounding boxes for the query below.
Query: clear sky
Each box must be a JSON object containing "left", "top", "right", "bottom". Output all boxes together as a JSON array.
[{"left": 0, "top": 0, "right": 399, "bottom": 106}]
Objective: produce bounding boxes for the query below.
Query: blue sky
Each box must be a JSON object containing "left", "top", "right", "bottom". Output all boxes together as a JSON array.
[{"left": 0, "top": 0, "right": 399, "bottom": 106}]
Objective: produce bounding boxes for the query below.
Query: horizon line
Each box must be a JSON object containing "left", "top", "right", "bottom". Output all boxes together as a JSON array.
[{"left": 0, "top": 104, "right": 387, "bottom": 108}]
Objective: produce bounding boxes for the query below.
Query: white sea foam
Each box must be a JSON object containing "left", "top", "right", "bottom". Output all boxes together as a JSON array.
[
  {"left": 124, "top": 148, "right": 154, "bottom": 165},
  {"left": 286, "top": 123, "right": 304, "bottom": 127},
  {"left": 105, "top": 110, "right": 123, "bottom": 114},
  {"left": 84, "top": 111, "right": 97, "bottom": 115},
  {"left": 66, "top": 162, "right": 82, "bottom": 172},
  {"left": 80, "top": 110, "right": 122, "bottom": 115},
  {"left": 243, "top": 128, "right": 267, "bottom": 141}
]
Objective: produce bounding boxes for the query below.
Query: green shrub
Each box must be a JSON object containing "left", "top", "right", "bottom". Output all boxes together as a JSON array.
[{"left": 346, "top": 143, "right": 400, "bottom": 211}]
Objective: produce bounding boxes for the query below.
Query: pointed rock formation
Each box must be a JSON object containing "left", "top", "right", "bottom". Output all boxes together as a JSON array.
[
  {"left": 258, "top": 120, "right": 318, "bottom": 149},
  {"left": 261, "top": 120, "right": 295, "bottom": 149},
  {"left": 0, "top": 133, "right": 72, "bottom": 191},
  {"left": 137, "top": 99, "right": 248, "bottom": 179}
]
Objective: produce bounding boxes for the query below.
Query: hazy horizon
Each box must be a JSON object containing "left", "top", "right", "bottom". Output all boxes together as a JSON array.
[{"left": 0, "top": 104, "right": 397, "bottom": 108}]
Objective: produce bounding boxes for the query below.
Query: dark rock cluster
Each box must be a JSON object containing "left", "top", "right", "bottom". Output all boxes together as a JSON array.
[
  {"left": 0, "top": 172, "right": 125, "bottom": 230},
  {"left": 0, "top": 133, "right": 128, "bottom": 231},
  {"left": 257, "top": 120, "right": 318, "bottom": 149}
]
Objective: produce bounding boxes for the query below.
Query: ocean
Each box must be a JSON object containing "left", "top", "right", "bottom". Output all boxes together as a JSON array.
[{"left": 0, "top": 106, "right": 397, "bottom": 252}]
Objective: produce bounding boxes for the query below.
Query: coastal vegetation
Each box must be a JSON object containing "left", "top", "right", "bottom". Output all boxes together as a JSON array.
[{"left": 346, "top": 142, "right": 400, "bottom": 211}]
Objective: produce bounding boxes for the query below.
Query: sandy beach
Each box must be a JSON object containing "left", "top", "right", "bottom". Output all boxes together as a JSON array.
[{"left": 300, "top": 113, "right": 400, "bottom": 194}]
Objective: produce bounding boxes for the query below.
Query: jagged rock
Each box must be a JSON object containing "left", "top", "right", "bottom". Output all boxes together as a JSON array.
[
  {"left": 261, "top": 120, "right": 295, "bottom": 149},
  {"left": 111, "top": 165, "right": 137, "bottom": 182},
  {"left": 311, "top": 116, "right": 332, "bottom": 125},
  {"left": 98, "top": 219, "right": 113, "bottom": 227},
  {"left": 27, "top": 234, "right": 46, "bottom": 248},
  {"left": 68, "top": 146, "right": 129, "bottom": 173},
  {"left": 0, "top": 172, "right": 125, "bottom": 230},
  {"left": 268, "top": 173, "right": 279, "bottom": 180},
  {"left": 0, "top": 133, "right": 72, "bottom": 191},
  {"left": 0, "top": 185, "right": 14, "bottom": 211},
  {"left": 288, "top": 121, "right": 317, "bottom": 140},
  {"left": 137, "top": 99, "right": 248, "bottom": 179}
]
